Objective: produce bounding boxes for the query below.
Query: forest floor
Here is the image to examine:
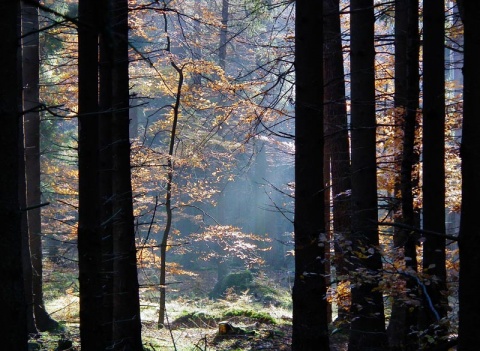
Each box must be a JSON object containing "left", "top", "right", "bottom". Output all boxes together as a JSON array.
[{"left": 37, "top": 267, "right": 349, "bottom": 350}]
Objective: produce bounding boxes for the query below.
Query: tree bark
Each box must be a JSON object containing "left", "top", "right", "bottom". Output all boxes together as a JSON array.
[
  {"left": 292, "top": 1, "right": 330, "bottom": 350},
  {"left": 457, "top": 2, "right": 480, "bottom": 349},
  {"left": 421, "top": 0, "right": 448, "bottom": 331},
  {"left": 98, "top": 0, "right": 114, "bottom": 345},
  {"left": 348, "top": 0, "right": 387, "bottom": 349},
  {"left": 110, "top": 0, "right": 143, "bottom": 348},
  {"left": 77, "top": 0, "right": 103, "bottom": 348},
  {"left": 0, "top": 0, "right": 28, "bottom": 348}
]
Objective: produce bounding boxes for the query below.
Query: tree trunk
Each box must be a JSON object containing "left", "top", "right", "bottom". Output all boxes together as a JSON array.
[
  {"left": 219, "top": 0, "right": 229, "bottom": 70},
  {"left": 292, "top": 1, "right": 330, "bottom": 350},
  {"left": 0, "top": 0, "right": 28, "bottom": 348},
  {"left": 323, "top": 0, "right": 352, "bottom": 325},
  {"left": 98, "top": 0, "right": 114, "bottom": 345},
  {"left": 77, "top": 0, "right": 103, "bottom": 348},
  {"left": 20, "top": 96, "right": 37, "bottom": 335},
  {"left": 421, "top": 0, "right": 448, "bottom": 331},
  {"left": 18, "top": 4, "right": 38, "bottom": 334},
  {"left": 387, "top": 1, "right": 420, "bottom": 349},
  {"left": 22, "top": 0, "right": 58, "bottom": 332},
  {"left": 348, "top": 0, "right": 387, "bottom": 349},
  {"left": 110, "top": 0, "right": 143, "bottom": 348},
  {"left": 457, "top": 2, "right": 480, "bottom": 349},
  {"left": 158, "top": 62, "right": 183, "bottom": 328}
]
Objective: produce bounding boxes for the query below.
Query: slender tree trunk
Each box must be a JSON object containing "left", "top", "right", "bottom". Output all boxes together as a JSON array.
[
  {"left": 292, "top": 1, "right": 329, "bottom": 350},
  {"left": 457, "top": 1, "right": 480, "bottom": 349},
  {"left": 158, "top": 63, "right": 183, "bottom": 328},
  {"left": 110, "top": 0, "right": 143, "bottom": 348},
  {"left": 348, "top": 0, "right": 387, "bottom": 349},
  {"left": 219, "top": 0, "right": 229, "bottom": 70},
  {"left": 421, "top": 0, "right": 448, "bottom": 331},
  {"left": 323, "top": 0, "right": 352, "bottom": 326},
  {"left": 0, "top": 0, "right": 28, "bottom": 348},
  {"left": 77, "top": 0, "right": 103, "bottom": 348},
  {"left": 22, "top": 0, "right": 58, "bottom": 332},
  {"left": 388, "top": 1, "right": 420, "bottom": 349}
]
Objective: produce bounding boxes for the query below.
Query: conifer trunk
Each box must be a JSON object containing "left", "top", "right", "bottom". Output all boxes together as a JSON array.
[
  {"left": 292, "top": 1, "right": 330, "bottom": 349},
  {"left": 323, "top": 0, "right": 352, "bottom": 325},
  {"left": 0, "top": 0, "right": 28, "bottom": 348},
  {"left": 110, "top": 0, "right": 143, "bottom": 348},
  {"left": 421, "top": 0, "right": 448, "bottom": 330},
  {"left": 388, "top": 1, "right": 420, "bottom": 349},
  {"left": 458, "top": 1, "right": 480, "bottom": 349},
  {"left": 348, "top": 0, "right": 387, "bottom": 349},
  {"left": 22, "top": 0, "right": 58, "bottom": 332},
  {"left": 77, "top": 0, "right": 103, "bottom": 347}
]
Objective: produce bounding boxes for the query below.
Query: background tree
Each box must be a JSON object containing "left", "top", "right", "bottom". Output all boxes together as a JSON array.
[
  {"left": 387, "top": 1, "right": 420, "bottom": 348},
  {"left": 22, "top": 0, "right": 59, "bottom": 332},
  {"left": 292, "top": 0, "right": 329, "bottom": 350},
  {"left": 323, "top": 0, "right": 351, "bottom": 325},
  {"left": 0, "top": 0, "right": 28, "bottom": 348},
  {"left": 348, "top": 0, "right": 387, "bottom": 349}
]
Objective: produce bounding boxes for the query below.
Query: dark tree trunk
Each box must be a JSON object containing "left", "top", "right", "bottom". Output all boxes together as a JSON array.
[
  {"left": 20, "top": 7, "right": 36, "bottom": 331},
  {"left": 77, "top": 0, "right": 103, "bottom": 348},
  {"left": 0, "top": 0, "right": 28, "bottom": 348},
  {"left": 292, "top": 1, "right": 330, "bottom": 350},
  {"left": 22, "top": 0, "right": 58, "bottom": 332},
  {"left": 98, "top": 0, "right": 114, "bottom": 345},
  {"left": 348, "top": 0, "right": 387, "bottom": 349},
  {"left": 457, "top": 2, "right": 480, "bottom": 349},
  {"left": 421, "top": 0, "right": 448, "bottom": 330},
  {"left": 110, "top": 0, "right": 143, "bottom": 348},
  {"left": 387, "top": 1, "right": 420, "bottom": 349},
  {"left": 20, "top": 93, "right": 37, "bottom": 335},
  {"left": 323, "top": 0, "right": 352, "bottom": 325}
]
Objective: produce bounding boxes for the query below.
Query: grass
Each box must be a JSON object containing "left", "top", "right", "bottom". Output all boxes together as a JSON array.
[{"left": 42, "top": 268, "right": 293, "bottom": 350}]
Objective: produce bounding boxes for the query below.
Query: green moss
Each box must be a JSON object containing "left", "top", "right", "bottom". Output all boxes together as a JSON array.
[
  {"left": 171, "top": 311, "right": 218, "bottom": 328},
  {"left": 223, "top": 309, "right": 276, "bottom": 324}
]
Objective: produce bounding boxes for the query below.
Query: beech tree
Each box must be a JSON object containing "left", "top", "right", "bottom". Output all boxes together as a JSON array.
[{"left": 292, "top": 1, "right": 329, "bottom": 350}]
